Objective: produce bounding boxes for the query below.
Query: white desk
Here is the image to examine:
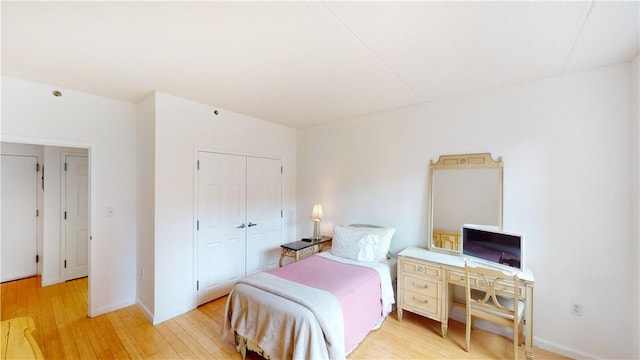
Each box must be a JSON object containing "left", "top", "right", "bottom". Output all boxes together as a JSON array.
[{"left": 397, "top": 247, "right": 535, "bottom": 360}]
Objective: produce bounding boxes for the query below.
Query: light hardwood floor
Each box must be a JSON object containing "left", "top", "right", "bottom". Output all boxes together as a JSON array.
[{"left": 1, "top": 276, "right": 567, "bottom": 359}]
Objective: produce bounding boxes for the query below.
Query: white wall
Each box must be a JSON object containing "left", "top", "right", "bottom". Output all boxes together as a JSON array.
[
  {"left": 1, "top": 76, "right": 138, "bottom": 316},
  {"left": 42, "top": 146, "right": 62, "bottom": 285},
  {"left": 152, "top": 92, "right": 297, "bottom": 324},
  {"left": 136, "top": 94, "right": 156, "bottom": 318},
  {"left": 631, "top": 54, "right": 639, "bottom": 359},
  {"left": 42, "top": 145, "right": 88, "bottom": 286},
  {"left": 297, "top": 63, "right": 636, "bottom": 359}
]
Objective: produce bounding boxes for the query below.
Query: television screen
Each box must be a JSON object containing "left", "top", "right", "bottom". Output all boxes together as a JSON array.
[{"left": 462, "top": 224, "right": 524, "bottom": 270}]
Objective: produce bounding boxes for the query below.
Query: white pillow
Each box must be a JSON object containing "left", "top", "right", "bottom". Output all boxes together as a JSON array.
[
  {"left": 332, "top": 225, "right": 379, "bottom": 262},
  {"left": 346, "top": 225, "right": 396, "bottom": 260}
]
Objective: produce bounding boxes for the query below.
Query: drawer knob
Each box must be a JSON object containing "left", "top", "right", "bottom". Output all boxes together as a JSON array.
[
  {"left": 416, "top": 266, "right": 425, "bottom": 272},
  {"left": 412, "top": 296, "right": 428, "bottom": 304},
  {"left": 411, "top": 281, "right": 428, "bottom": 289}
]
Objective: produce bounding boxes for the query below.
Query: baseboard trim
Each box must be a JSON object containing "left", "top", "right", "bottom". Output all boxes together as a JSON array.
[
  {"left": 136, "top": 299, "right": 154, "bottom": 323},
  {"left": 449, "top": 305, "right": 601, "bottom": 359},
  {"left": 153, "top": 304, "right": 196, "bottom": 325},
  {"left": 41, "top": 278, "right": 63, "bottom": 287},
  {"left": 533, "top": 337, "right": 599, "bottom": 360},
  {"left": 92, "top": 299, "right": 135, "bottom": 317}
]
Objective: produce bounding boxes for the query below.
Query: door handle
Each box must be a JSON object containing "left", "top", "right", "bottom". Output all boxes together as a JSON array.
[
  {"left": 247, "top": 222, "right": 257, "bottom": 227},
  {"left": 237, "top": 224, "right": 246, "bottom": 229}
]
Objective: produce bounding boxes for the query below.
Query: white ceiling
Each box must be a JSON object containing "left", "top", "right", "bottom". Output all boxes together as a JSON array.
[{"left": 2, "top": 1, "right": 638, "bottom": 129}]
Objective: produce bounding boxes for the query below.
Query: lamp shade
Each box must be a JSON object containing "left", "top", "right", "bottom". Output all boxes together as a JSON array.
[{"left": 310, "top": 203, "right": 324, "bottom": 220}]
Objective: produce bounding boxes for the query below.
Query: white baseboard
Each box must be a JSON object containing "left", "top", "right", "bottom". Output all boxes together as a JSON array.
[
  {"left": 136, "top": 299, "right": 154, "bottom": 323},
  {"left": 449, "top": 305, "right": 601, "bottom": 359},
  {"left": 153, "top": 304, "right": 196, "bottom": 325},
  {"left": 92, "top": 299, "right": 135, "bottom": 317},
  {"left": 533, "top": 338, "right": 600, "bottom": 360},
  {"left": 41, "top": 277, "right": 63, "bottom": 287}
]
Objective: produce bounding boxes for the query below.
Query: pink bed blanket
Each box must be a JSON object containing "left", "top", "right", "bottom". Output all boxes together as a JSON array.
[{"left": 269, "top": 254, "right": 382, "bottom": 353}]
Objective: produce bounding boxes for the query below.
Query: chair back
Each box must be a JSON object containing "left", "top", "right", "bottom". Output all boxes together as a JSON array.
[
  {"left": 464, "top": 261, "right": 524, "bottom": 359},
  {"left": 464, "top": 262, "right": 521, "bottom": 319}
]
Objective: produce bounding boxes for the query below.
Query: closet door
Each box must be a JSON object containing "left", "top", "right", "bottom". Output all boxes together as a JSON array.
[
  {"left": 245, "top": 157, "right": 282, "bottom": 275},
  {"left": 197, "top": 152, "right": 247, "bottom": 305}
]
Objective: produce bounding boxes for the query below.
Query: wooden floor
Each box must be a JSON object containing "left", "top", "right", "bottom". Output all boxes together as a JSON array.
[{"left": 1, "top": 276, "right": 567, "bottom": 359}]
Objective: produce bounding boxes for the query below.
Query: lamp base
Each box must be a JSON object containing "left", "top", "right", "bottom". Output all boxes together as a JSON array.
[{"left": 312, "top": 220, "right": 321, "bottom": 240}]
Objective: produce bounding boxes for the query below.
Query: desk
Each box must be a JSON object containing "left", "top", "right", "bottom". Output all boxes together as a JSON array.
[
  {"left": 397, "top": 247, "right": 535, "bottom": 360},
  {"left": 279, "top": 236, "right": 332, "bottom": 267}
]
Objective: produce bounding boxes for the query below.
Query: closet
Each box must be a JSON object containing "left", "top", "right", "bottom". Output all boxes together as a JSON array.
[{"left": 196, "top": 151, "right": 282, "bottom": 305}]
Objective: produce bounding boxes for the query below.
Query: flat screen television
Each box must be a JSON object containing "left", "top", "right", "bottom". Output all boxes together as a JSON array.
[{"left": 461, "top": 224, "right": 524, "bottom": 271}]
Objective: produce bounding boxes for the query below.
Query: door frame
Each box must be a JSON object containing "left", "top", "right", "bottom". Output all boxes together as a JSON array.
[
  {"left": 192, "top": 147, "right": 283, "bottom": 308},
  {"left": 1, "top": 135, "right": 94, "bottom": 316}
]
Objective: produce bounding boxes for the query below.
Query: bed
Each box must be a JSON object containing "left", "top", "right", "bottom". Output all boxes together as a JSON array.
[{"left": 222, "top": 225, "right": 397, "bottom": 360}]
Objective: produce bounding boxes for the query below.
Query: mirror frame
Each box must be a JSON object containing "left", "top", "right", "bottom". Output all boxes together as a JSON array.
[{"left": 427, "top": 153, "right": 503, "bottom": 252}]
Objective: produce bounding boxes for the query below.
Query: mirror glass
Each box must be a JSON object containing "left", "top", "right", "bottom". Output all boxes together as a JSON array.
[{"left": 428, "top": 153, "right": 503, "bottom": 252}]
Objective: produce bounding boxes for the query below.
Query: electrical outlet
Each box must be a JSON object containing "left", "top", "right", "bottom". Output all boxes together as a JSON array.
[{"left": 570, "top": 302, "right": 583, "bottom": 316}]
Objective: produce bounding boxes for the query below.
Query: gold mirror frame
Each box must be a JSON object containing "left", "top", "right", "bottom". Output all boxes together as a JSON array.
[{"left": 427, "top": 153, "right": 503, "bottom": 252}]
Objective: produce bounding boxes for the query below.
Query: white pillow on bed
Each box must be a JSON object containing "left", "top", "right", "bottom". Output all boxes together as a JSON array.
[
  {"left": 332, "top": 226, "right": 379, "bottom": 262},
  {"left": 345, "top": 225, "right": 396, "bottom": 260}
]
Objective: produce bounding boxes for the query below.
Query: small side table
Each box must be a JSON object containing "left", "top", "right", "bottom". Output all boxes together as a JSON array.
[{"left": 279, "top": 236, "right": 332, "bottom": 267}]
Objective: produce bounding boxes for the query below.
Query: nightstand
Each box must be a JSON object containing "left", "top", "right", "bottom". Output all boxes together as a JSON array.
[{"left": 279, "top": 236, "right": 332, "bottom": 267}]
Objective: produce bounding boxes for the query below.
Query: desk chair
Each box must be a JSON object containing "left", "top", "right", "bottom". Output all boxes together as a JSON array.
[{"left": 464, "top": 263, "right": 525, "bottom": 359}]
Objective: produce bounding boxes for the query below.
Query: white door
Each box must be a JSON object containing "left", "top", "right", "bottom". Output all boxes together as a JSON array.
[
  {"left": 1, "top": 155, "right": 38, "bottom": 282},
  {"left": 245, "top": 157, "right": 282, "bottom": 275},
  {"left": 197, "top": 152, "right": 247, "bottom": 305},
  {"left": 64, "top": 155, "right": 89, "bottom": 281}
]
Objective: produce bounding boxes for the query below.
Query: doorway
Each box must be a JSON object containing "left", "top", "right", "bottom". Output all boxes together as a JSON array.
[{"left": 1, "top": 141, "right": 91, "bottom": 313}]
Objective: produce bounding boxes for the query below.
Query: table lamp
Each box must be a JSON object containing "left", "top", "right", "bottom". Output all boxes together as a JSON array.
[{"left": 310, "top": 203, "right": 323, "bottom": 240}]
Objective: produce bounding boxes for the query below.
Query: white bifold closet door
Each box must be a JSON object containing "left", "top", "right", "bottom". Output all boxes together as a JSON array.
[
  {"left": 196, "top": 152, "right": 282, "bottom": 305},
  {"left": 245, "top": 156, "right": 282, "bottom": 275},
  {"left": 1, "top": 154, "right": 38, "bottom": 282}
]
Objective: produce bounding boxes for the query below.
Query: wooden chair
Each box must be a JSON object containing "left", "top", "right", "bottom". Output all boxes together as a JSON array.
[{"left": 464, "top": 262, "right": 524, "bottom": 359}]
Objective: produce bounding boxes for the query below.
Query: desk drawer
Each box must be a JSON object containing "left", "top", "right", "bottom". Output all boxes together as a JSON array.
[
  {"left": 403, "top": 289, "right": 439, "bottom": 316},
  {"left": 401, "top": 259, "right": 441, "bottom": 279},
  {"left": 447, "top": 270, "right": 525, "bottom": 298},
  {"left": 403, "top": 274, "right": 439, "bottom": 298},
  {"left": 448, "top": 270, "right": 466, "bottom": 286}
]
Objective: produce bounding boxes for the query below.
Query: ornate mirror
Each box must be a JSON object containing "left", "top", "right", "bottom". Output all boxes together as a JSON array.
[{"left": 428, "top": 153, "right": 503, "bottom": 252}]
